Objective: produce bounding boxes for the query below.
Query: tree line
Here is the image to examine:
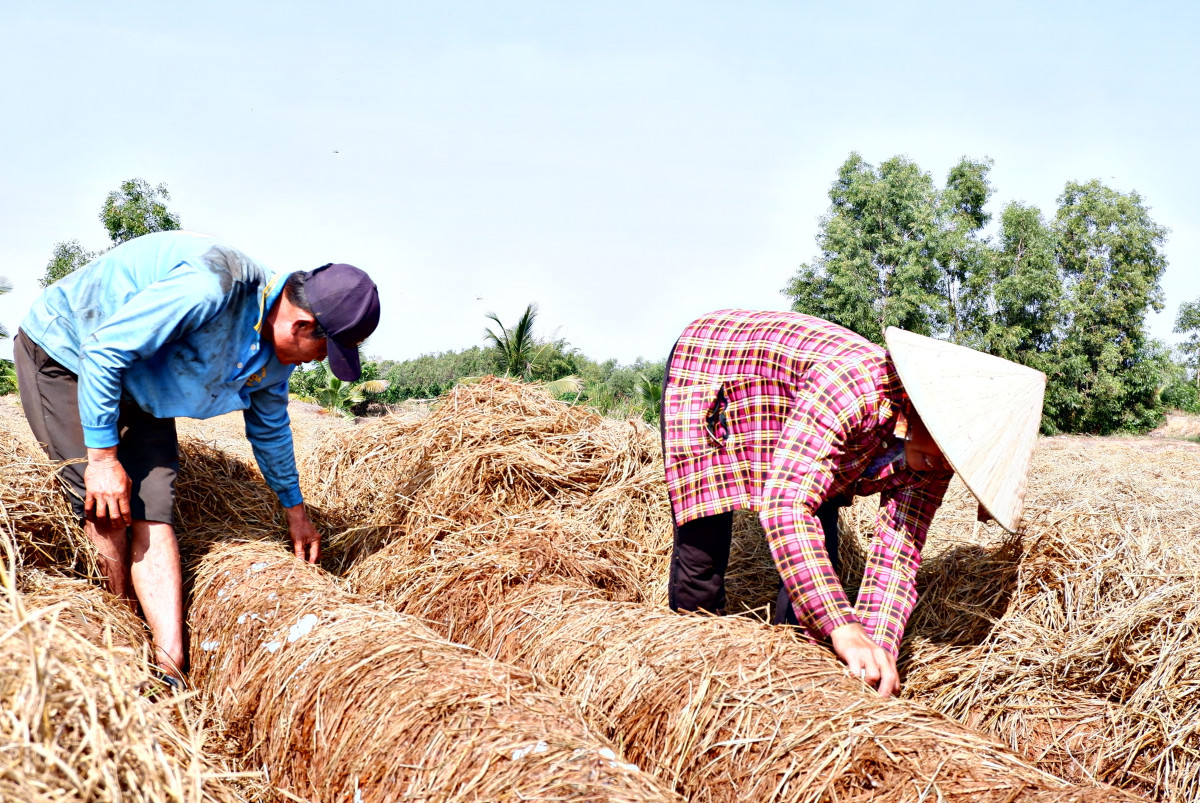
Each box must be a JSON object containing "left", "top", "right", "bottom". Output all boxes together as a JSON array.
[
  {"left": 785, "top": 152, "right": 1196, "bottom": 434},
  {"left": 5, "top": 165, "right": 1199, "bottom": 434}
]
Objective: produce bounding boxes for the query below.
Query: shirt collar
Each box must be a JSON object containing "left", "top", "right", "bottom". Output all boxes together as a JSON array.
[{"left": 254, "top": 272, "right": 288, "bottom": 335}]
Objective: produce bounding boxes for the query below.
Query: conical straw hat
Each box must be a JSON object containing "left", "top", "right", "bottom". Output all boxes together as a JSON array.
[{"left": 884, "top": 328, "right": 1046, "bottom": 533}]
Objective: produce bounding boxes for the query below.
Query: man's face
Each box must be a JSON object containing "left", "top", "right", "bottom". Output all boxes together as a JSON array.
[{"left": 905, "top": 411, "right": 952, "bottom": 473}]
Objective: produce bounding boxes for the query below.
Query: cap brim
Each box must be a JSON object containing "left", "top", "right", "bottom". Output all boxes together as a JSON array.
[{"left": 327, "top": 338, "right": 362, "bottom": 381}]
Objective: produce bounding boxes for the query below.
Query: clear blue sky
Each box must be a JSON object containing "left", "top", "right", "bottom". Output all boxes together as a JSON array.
[{"left": 2, "top": 0, "right": 1196, "bottom": 364}]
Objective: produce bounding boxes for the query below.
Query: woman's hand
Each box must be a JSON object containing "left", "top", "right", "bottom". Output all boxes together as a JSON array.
[{"left": 830, "top": 622, "right": 899, "bottom": 697}]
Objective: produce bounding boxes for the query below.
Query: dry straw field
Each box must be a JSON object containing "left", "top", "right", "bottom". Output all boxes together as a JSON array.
[{"left": 1, "top": 380, "right": 1196, "bottom": 801}]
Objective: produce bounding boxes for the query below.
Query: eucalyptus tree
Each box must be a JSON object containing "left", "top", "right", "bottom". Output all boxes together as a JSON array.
[
  {"left": 1174, "top": 299, "right": 1200, "bottom": 389},
  {"left": 783, "top": 152, "right": 989, "bottom": 343},
  {"left": 1043, "top": 180, "right": 1169, "bottom": 433}
]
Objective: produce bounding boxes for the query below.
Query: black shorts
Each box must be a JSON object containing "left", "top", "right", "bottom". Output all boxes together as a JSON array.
[{"left": 14, "top": 330, "right": 179, "bottom": 524}]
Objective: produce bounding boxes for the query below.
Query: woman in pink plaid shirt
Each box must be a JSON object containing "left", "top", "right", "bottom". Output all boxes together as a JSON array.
[{"left": 661, "top": 309, "right": 1043, "bottom": 696}]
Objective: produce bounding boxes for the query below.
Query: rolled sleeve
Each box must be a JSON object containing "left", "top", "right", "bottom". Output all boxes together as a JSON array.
[
  {"left": 244, "top": 379, "right": 303, "bottom": 508},
  {"left": 855, "top": 472, "right": 951, "bottom": 656}
]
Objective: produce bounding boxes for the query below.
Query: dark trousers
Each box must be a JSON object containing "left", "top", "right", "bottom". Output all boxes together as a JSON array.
[
  {"left": 667, "top": 501, "right": 844, "bottom": 625},
  {"left": 14, "top": 329, "right": 179, "bottom": 524}
]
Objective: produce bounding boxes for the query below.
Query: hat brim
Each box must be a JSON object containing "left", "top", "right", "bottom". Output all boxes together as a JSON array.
[
  {"left": 327, "top": 338, "right": 362, "bottom": 382},
  {"left": 885, "top": 328, "right": 1046, "bottom": 533}
]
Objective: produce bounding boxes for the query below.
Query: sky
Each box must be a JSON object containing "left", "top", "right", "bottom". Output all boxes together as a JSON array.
[{"left": 1, "top": 0, "right": 1196, "bottom": 365}]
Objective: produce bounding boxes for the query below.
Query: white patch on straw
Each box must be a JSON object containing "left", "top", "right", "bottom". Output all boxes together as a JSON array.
[
  {"left": 264, "top": 641, "right": 281, "bottom": 653},
  {"left": 200, "top": 640, "right": 220, "bottom": 652},
  {"left": 267, "top": 592, "right": 277, "bottom": 601},
  {"left": 511, "top": 740, "right": 549, "bottom": 760},
  {"left": 287, "top": 613, "right": 318, "bottom": 643},
  {"left": 353, "top": 780, "right": 363, "bottom": 803},
  {"left": 249, "top": 562, "right": 269, "bottom": 573},
  {"left": 237, "top": 614, "right": 247, "bottom": 624}
]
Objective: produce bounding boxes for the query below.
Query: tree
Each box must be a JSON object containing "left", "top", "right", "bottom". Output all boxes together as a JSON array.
[
  {"left": 1041, "top": 180, "right": 1169, "bottom": 433},
  {"left": 485, "top": 303, "right": 542, "bottom": 378},
  {"left": 783, "top": 153, "right": 974, "bottom": 342},
  {"left": 1174, "top": 298, "right": 1200, "bottom": 389},
  {"left": 41, "top": 239, "right": 97, "bottom": 288},
  {"left": 967, "top": 202, "right": 1062, "bottom": 362},
  {"left": 785, "top": 153, "right": 1174, "bottom": 434},
  {"left": 40, "top": 179, "right": 181, "bottom": 287},
  {"left": 100, "top": 179, "right": 181, "bottom": 245},
  {"left": 935, "top": 158, "right": 994, "bottom": 343}
]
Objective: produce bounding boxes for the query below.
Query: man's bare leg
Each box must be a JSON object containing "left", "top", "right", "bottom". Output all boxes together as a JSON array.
[
  {"left": 129, "top": 520, "right": 185, "bottom": 680},
  {"left": 83, "top": 519, "right": 134, "bottom": 606}
]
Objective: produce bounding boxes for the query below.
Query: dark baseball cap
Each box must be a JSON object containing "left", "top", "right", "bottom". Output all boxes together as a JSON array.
[{"left": 304, "top": 262, "right": 380, "bottom": 381}]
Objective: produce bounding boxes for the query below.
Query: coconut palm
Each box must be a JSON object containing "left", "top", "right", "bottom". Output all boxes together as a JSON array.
[
  {"left": 634, "top": 371, "right": 663, "bottom": 422},
  {"left": 0, "top": 275, "right": 11, "bottom": 341},
  {"left": 484, "top": 303, "right": 540, "bottom": 379}
]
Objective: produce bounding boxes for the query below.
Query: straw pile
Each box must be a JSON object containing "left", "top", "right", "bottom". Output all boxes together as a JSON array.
[
  {"left": 188, "top": 539, "right": 681, "bottom": 802},
  {"left": 347, "top": 548, "right": 1141, "bottom": 803},
  {"left": 0, "top": 531, "right": 250, "bottom": 802},
  {"left": 0, "top": 418, "right": 92, "bottom": 573},
  {"left": 301, "top": 376, "right": 672, "bottom": 588},
  {"left": 889, "top": 438, "right": 1200, "bottom": 802}
]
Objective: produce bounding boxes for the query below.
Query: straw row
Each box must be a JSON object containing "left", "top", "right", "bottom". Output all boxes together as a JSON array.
[
  {"left": 0, "top": 528, "right": 252, "bottom": 802},
  {"left": 890, "top": 439, "right": 1200, "bottom": 802},
  {"left": 188, "top": 539, "right": 681, "bottom": 802}
]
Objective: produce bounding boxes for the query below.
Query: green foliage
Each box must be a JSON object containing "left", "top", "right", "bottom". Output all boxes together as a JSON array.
[
  {"left": 0, "top": 274, "right": 13, "bottom": 396},
  {"left": 290, "top": 361, "right": 389, "bottom": 418},
  {"left": 41, "top": 240, "right": 98, "bottom": 288},
  {"left": 784, "top": 153, "right": 965, "bottom": 342},
  {"left": 786, "top": 153, "right": 1173, "bottom": 434},
  {"left": 484, "top": 303, "right": 542, "bottom": 379},
  {"left": 375, "top": 347, "right": 494, "bottom": 402},
  {"left": 100, "top": 179, "right": 181, "bottom": 245},
  {"left": 1038, "top": 181, "right": 1170, "bottom": 434},
  {"left": 0, "top": 360, "right": 16, "bottom": 396},
  {"left": 967, "top": 203, "right": 1062, "bottom": 360},
  {"left": 288, "top": 359, "right": 331, "bottom": 399},
  {"left": 1173, "top": 298, "right": 1200, "bottom": 387},
  {"left": 41, "top": 179, "right": 181, "bottom": 288},
  {"left": 0, "top": 274, "right": 11, "bottom": 341}
]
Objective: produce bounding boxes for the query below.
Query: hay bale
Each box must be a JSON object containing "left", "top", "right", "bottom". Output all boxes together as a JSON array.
[
  {"left": 0, "top": 533, "right": 250, "bottom": 802},
  {"left": 188, "top": 540, "right": 681, "bottom": 802},
  {"left": 347, "top": 556, "right": 1141, "bottom": 803},
  {"left": 301, "top": 376, "right": 672, "bottom": 587},
  {"left": 886, "top": 438, "right": 1200, "bottom": 801}
]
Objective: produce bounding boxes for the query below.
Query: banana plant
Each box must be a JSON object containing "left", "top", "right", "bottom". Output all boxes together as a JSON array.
[{"left": 298, "top": 377, "right": 390, "bottom": 419}]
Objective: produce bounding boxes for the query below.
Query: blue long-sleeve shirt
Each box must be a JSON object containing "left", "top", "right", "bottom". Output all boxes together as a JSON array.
[{"left": 21, "top": 231, "right": 304, "bottom": 508}]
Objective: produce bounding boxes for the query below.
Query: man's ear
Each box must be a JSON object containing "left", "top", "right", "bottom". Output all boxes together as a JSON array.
[{"left": 293, "top": 315, "right": 320, "bottom": 339}]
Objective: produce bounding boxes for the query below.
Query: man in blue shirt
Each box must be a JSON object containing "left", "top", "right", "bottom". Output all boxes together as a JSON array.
[{"left": 14, "top": 231, "right": 381, "bottom": 685}]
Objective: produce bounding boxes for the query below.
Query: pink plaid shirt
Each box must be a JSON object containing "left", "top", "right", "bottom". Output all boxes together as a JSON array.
[{"left": 662, "top": 310, "right": 950, "bottom": 656}]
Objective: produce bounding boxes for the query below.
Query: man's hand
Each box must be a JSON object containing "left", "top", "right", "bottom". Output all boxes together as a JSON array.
[
  {"left": 830, "top": 622, "right": 899, "bottom": 697},
  {"left": 84, "top": 447, "right": 133, "bottom": 528},
  {"left": 284, "top": 504, "right": 321, "bottom": 563}
]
